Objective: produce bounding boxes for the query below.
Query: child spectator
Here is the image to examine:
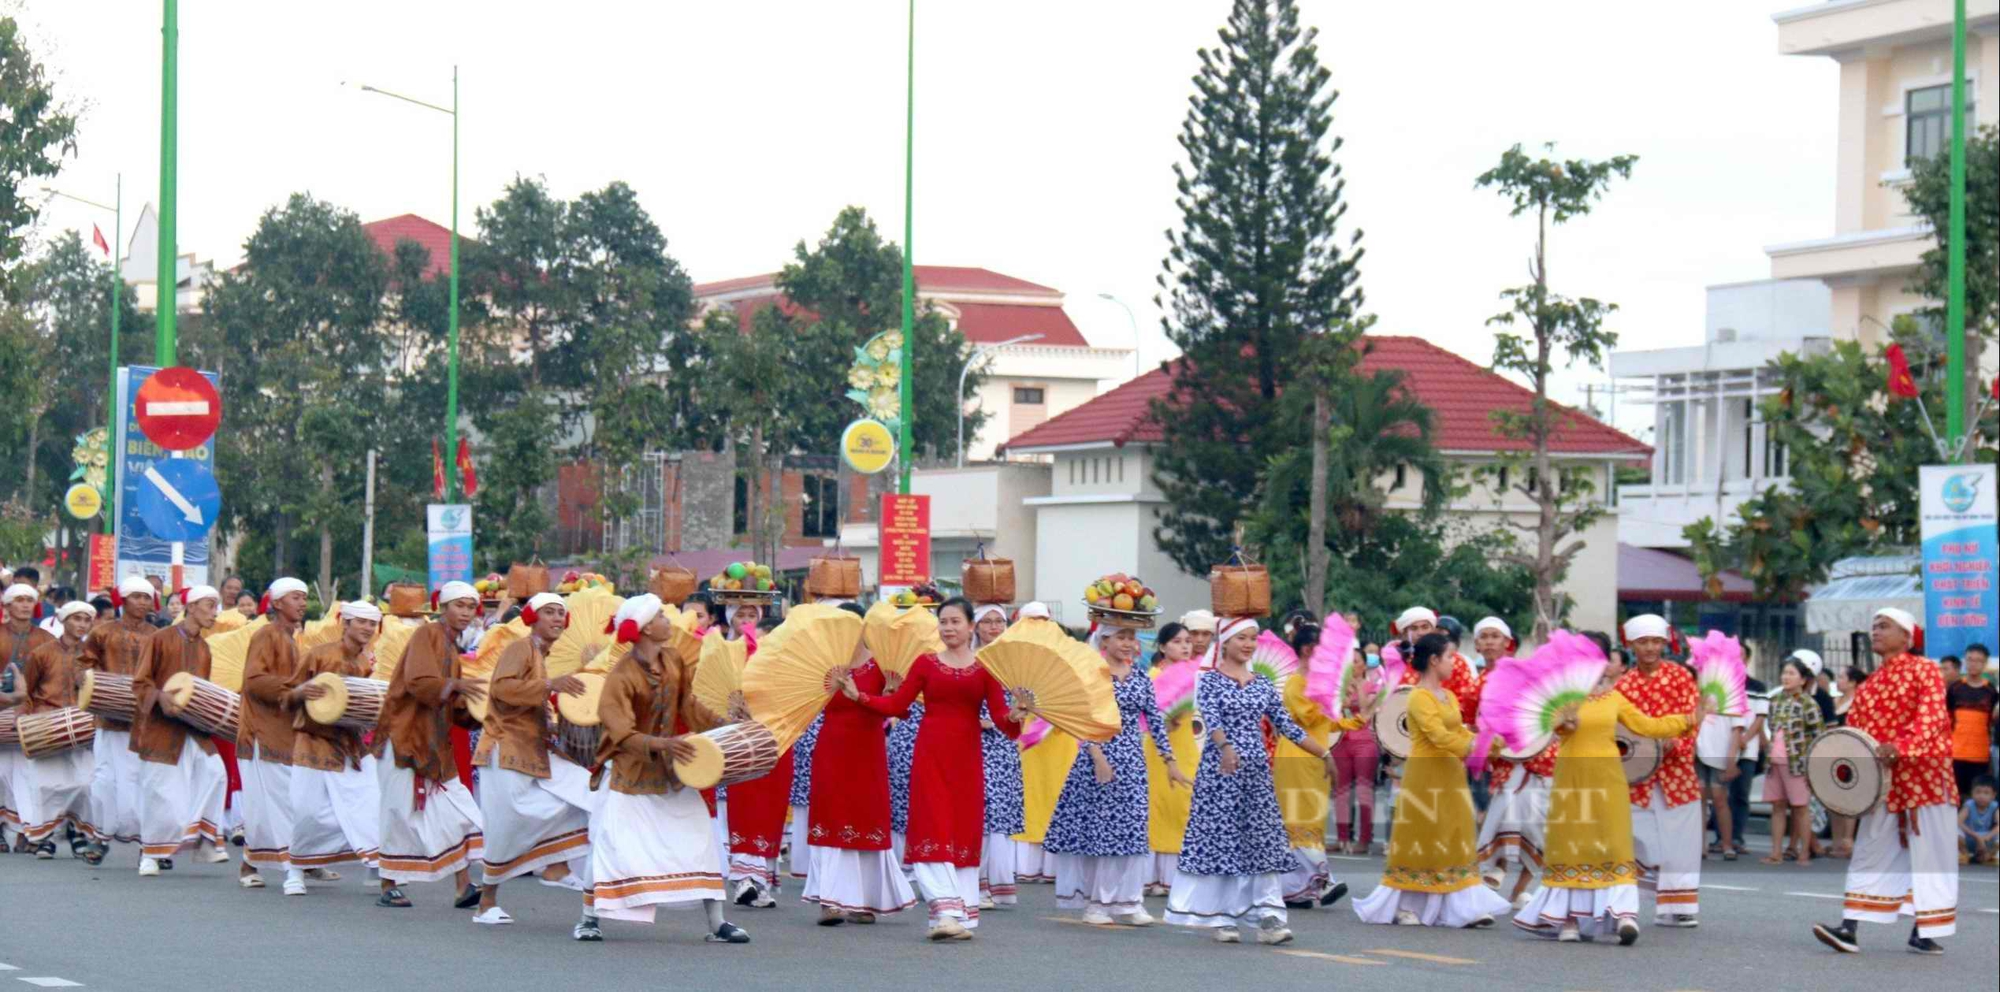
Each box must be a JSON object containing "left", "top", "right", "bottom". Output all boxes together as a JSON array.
[{"left": 1961, "top": 776, "right": 1996, "bottom": 866}]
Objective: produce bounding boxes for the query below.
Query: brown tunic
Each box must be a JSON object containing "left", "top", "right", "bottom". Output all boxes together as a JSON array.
[
  {"left": 79, "top": 616, "right": 155, "bottom": 732},
  {"left": 237, "top": 621, "right": 300, "bottom": 764},
  {"left": 475, "top": 635, "right": 556, "bottom": 779},
  {"left": 5, "top": 621, "right": 55, "bottom": 682},
  {"left": 289, "top": 641, "right": 370, "bottom": 772},
  {"left": 594, "top": 645, "right": 725, "bottom": 796},
  {"left": 129, "top": 624, "right": 216, "bottom": 765},
  {"left": 384, "top": 622, "right": 467, "bottom": 782},
  {"left": 22, "top": 636, "right": 83, "bottom": 714}
]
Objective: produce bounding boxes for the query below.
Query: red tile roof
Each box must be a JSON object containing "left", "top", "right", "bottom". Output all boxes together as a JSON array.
[
  {"left": 694, "top": 266, "right": 1085, "bottom": 346},
  {"left": 363, "top": 214, "right": 459, "bottom": 279},
  {"left": 1618, "top": 543, "right": 1757, "bottom": 603},
  {"left": 1000, "top": 334, "right": 1650, "bottom": 457},
  {"left": 948, "top": 302, "right": 1088, "bottom": 347},
  {"left": 692, "top": 265, "right": 1059, "bottom": 299}
]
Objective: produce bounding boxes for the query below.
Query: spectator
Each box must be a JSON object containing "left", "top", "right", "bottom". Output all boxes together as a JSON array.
[
  {"left": 233, "top": 593, "right": 258, "bottom": 619},
  {"left": 1727, "top": 676, "right": 1770, "bottom": 857},
  {"left": 1697, "top": 685, "right": 1749, "bottom": 860},
  {"left": 1939, "top": 655, "right": 1961, "bottom": 685},
  {"left": 37, "top": 585, "right": 74, "bottom": 636},
  {"left": 11, "top": 565, "right": 40, "bottom": 589},
  {"left": 1946, "top": 644, "right": 1997, "bottom": 801},
  {"left": 218, "top": 574, "right": 244, "bottom": 611},
  {"left": 1961, "top": 776, "right": 1997, "bottom": 866},
  {"left": 1328, "top": 639, "right": 1382, "bottom": 854},
  {"left": 1762, "top": 659, "right": 1824, "bottom": 866}
]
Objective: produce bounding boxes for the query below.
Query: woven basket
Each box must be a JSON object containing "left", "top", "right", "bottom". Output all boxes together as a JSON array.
[
  {"left": 385, "top": 583, "right": 429, "bottom": 618},
  {"left": 1209, "top": 562, "right": 1271, "bottom": 619},
  {"left": 650, "top": 565, "right": 698, "bottom": 605},
  {"left": 506, "top": 562, "right": 550, "bottom": 599},
  {"left": 962, "top": 557, "right": 1016, "bottom": 605},
  {"left": 806, "top": 555, "right": 862, "bottom": 599}
]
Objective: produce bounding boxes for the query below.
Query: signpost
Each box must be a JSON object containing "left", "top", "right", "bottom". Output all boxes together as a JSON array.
[
  {"left": 1919, "top": 464, "right": 1998, "bottom": 663},
  {"left": 135, "top": 458, "right": 219, "bottom": 543},
  {"left": 114, "top": 366, "right": 219, "bottom": 589},
  {"left": 427, "top": 503, "right": 474, "bottom": 592},
  {"left": 879, "top": 493, "right": 931, "bottom": 588},
  {"left": 133, "top": 366, "right": 221, "bottom": 451}
]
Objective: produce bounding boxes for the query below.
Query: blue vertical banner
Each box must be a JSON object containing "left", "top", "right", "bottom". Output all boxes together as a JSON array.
[
  {"left": 113, "top": 366, "right": 216, "bottom": 587},
  {"left": 426, "top": 503, "right": 474, "bottom": 592},
  {"left": 1919, "top": 464, "right": 1998, "bottom": 662}
]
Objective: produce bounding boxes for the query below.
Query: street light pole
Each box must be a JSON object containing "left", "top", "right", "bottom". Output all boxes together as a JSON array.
[
  {"left": 956, "top": 333, "right": 1044, "bottom": 467},
  {"left": 1945, "top": 0, "right": 1967, "bottom": 457},
  {"left": 42, "top": 179, "right": 124, "bottom": 543},
  {"left": 897, "top": 0, "right": 916, "bottom": 494},
  {"left": 1097, "top": 292, "right": 1143, "bottom": 381},
  {"left": 355, "top": 69, "right": 461, "bottom": 500},
  {"left": 157, "top": 0, "right": 177, "bottom": 365}
]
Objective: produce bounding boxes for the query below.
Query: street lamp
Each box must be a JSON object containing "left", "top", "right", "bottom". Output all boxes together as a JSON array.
[
  {"left": 349, "top": 69, "right": 462, "bottom": 501},
  {"left": 42, "top": 178, "right": 123, "bottom": 540},
  {"left": 1097, "top": 292, "right": 1144, "bottom": 380},
  {"left": 957, "top": 333, "right": 1044, "bottom": 467}
]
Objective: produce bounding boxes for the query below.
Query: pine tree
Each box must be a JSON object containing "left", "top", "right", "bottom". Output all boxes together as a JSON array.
[{"left": 1152, "top": 0, "right": 1364, "bottom": 576}]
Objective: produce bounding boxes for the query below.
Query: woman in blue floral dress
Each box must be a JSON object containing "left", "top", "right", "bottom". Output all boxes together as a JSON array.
[
  {"left": 888, "top": 696, "right": 923, "bottom": 876},
  {"left": 1165, "top": 617, "right": 1361, "bottom": 945},
  {"left": 787, "top": 714, "right": 822, "bottom": 885},
  {"left": 1045, "top": 622, "right": 1190, "bottom": 925},
  {"left": 973, "top": 604, "right": 1026, "bottom": 908}
]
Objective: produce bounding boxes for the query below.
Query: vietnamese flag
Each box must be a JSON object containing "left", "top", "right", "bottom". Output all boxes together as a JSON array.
[
  {"left": 432, "top": 439, "right": 445, "bottom": 500},
  {"left": 1884, "top": 344, "right": 1920, "bottom": 399},
  {"left": 456, "top": 437, "right": 478, "bottom": 498},
  {"left": 91, "top": 224, "right": 110, "bottom": 256}
]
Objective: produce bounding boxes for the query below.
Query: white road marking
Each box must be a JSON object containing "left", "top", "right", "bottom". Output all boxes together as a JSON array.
[
  {"left": 17, "top": 979, "right": 83, "bottom": 988},
  {"left": 1979, "top": 908, "right": 1998, "bottom": 914},
  {"left": 0, "top": 967, "right": 17, "bottom": 973},
  {"left": 1785, "top": 892, "right": 1843, "bottom": 900},
  {"left": 1327, "top": 855, "right": 1373, "bottom": 861},
  {"left": 1703, "top": 884, "right": 1760, "bottom": 891}
]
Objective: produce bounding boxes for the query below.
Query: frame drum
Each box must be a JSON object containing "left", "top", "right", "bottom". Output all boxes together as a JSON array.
[
  {"left": 1615, "top": 725, "right": 1662, "bottom": 784},
  {"left": 1805, "top": 726, "right": 1886, "bottom": 818},
  {"left": 1371, "top": 686, "right": 1415, "bottom": 760}
]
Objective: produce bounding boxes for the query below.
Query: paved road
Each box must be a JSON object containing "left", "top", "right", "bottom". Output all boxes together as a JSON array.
[{"left": 1, "top": 840, "right": 1992, "bottom": 991}]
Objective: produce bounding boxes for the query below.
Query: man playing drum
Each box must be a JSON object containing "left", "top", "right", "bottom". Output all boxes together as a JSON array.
[
  {"left": 80, "top": 575, "right": 157, "bottom": 854},
  {"left": 285, "top": 601, "right": 387, "bottom": 894},
  {"left": 129, "top": 585, "right": 230, "bottom": 876},
  {"left": 238, "top": 578, "right": 309, "bottom": 890},
  {"left": 471, "top": 592, "right": 598, "bottom": 930},
  {"left": 1812, "top": 607, "right": 1960, "bottom": 956},
  {"left": 377, "top": 580, "right": 488, "bottom": 910},
  {"left": 18, "top": 600, "right": 101, "bottom": 859},
  {"left": 1615, "top": 614, "right": 1703, "bottom": 928}
]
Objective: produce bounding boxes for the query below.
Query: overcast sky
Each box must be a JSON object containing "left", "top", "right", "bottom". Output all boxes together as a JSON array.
[{"left": 18, "top": 0, "right": 1837, "bottom": 441}]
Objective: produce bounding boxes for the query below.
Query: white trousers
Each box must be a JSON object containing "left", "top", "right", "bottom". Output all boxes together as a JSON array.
[
  {"left": 134, "top": 738, "right": 226, "bottom": 859},
  {"left": 590, "top": 787, "right": 725, "bottom": 923},
  {"left": 1512, "top": 883, "right": 1640, "bottom": 938},
  {"left": 17, "top": 748, "right": 95, "bottom": 843},
  {"left": 1165, "top": 871, "right": 1286, "bottom": 929},
  {"left": 376, "top": 745, "right": 483, "bottom": 884},
  {"left": 1477, "top": 765, "right": 1549, "bottom": 871},
  {"left": 289, "top": 758, "right": 382, "bottom": 869},
  {"left": 1842, "top": 803, "right": 1958, "bottom": 938},
  {"left": 803, "top": 845, "right": 917, "bottom": 915},
  {"left": 1013, "top": 839, "right": 1052, "bottom": 882},
  {"left": 238, "top": 752, "right": 294, "bottom": 870},
  {"left": 912, "top": 861, "right": 981, "bottom": 928},
  {"left": 1351, "top": 882, "right": 1512, "bottom": 927},
  {"left": 1148, "top": 852, "right": 1178, "bottom": 888},
  {"left": 980, "top": 831, "right": 1017, "bottom": 904},
  {"left": 89, "top": 728, "right": 141, "bottom": 843},
  {"left": 1054, "top": 853, "right": 1148, "bottom": 916},
  {"left": 1629, "top": 783, "right": 1701, "bottom": 916},
  {"left": 788, "top": 806, "right": 810, "bottom": 880},
  {"left": 477, "top": 754, "right": 595, "bottom": 886},
  {"left": 1281, "top": 845, "right": 1331, "bottom": 902}
]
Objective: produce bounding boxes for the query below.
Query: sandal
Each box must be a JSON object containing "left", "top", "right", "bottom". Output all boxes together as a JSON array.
[
  {"left": 1722, "top": 850, "right": 1738, "bottom": 861},
  {"left": 377, "top": 886, "right": 413, "bottom": 908},
  {"left": 1759, "top": 855, "right": 1784, "bottom": 865}
]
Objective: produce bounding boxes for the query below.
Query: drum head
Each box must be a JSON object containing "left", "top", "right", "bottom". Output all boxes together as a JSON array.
[
  {"left": 163, "top": 671, "right": 196, "bottom": 709},
  {"left": 304, "top": 672, "right": 350, "bottom": 726},
  {"left": 1806, "top": 726, "right": 1885, "bottom": 817},
  {"left": 1616, "top": 727, "right": 1662, "bottom": 784},
  {"left": 1373, "top": 686, "right": 1415, "bottom": 760},
  {"left": 674, "top": 733, "right": 725, "bottom": 790},
  {"left": 77, "top": 670, "right": 100, "bottom": 710},
  {"left": 556, "top": 671, "right": 607, "bottom": 727}
]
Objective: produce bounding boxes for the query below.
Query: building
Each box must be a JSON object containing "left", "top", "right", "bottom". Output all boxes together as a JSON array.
[
  {"left": 123, "top": 203, "right": 217, "bottom": 314},
  {"left": 834, "top": 462, "right": 1053, "bottom": 601},
  {"left": 996, "top": 336, "right": 1650, "bottom": 632},
  {"left": 692, "top": 266, "right": 1134, "bottom": 464}
]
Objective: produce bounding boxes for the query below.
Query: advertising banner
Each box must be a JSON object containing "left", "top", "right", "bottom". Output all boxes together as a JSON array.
[
  {"left": 426, "top": 503, "right": 474, "bottom": 592},
  {"left": 879, "top": 493, "right": 931, "bottom": 587},
  {"left": 1919, "top": 464, "right": 1998, "bottom": 662}
]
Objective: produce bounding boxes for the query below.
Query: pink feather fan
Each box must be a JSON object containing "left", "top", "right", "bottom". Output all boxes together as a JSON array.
[
  {"left": 1152, "top": 659, "right": 1200, "bottom": 727},
  {"left": 1305, "top": 612, "right": 1356, "bottom": 719},
  {"left": 1466, "top": 630, "right": 1606, "bottom": 777},
  {"left": 1689, "top": 630, "right": 1749, "bottom": 717}
]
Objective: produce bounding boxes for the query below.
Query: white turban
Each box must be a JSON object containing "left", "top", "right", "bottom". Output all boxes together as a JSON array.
[
  {"left": 268, "top": 577, "right": 309, "bottom": 600},
  {"left": 1473, "top": 617, "right": 1513, "bottom": 641},
  {"left": 1393, "top": 606, "right": 1437, "bottom": 634},
  {"left": 435, "top": 580, "right": 478, "bottom": 607},
  {"left": 119, "top": 574, "right": 156, "bottom": 600},
  {"left": 341, "top": 600, "right": 383, "bottom": 623},
  {"left": 1873, "top": 607, "right": 1919, "bottom": 637},
  {"left": 2, "top": 583, "right": 37, "bottom": 605},
  {"left": 1017, "top": 602, "right": 1052, "bottom": 621},
  {"left": 57, "top": 601, "right": 97, "bottom": 622},
  {"left": 1623, "top": 614, "right": 1671, "bottom": 642},
  {"left": 1202, "top": 615, "right": 1261, "bottom": 669},
  {"left": 1178, "top": 609, "right": 1217, "bottom": 632},
  {"left": 180, "top": 585, "right": 219, "bottom": 607},
  {"left": 973, "top": 603, "right": 1008, "bottom": 625},
  {"left": 522, "top": 592, "right": 564, "bottom": 625},
  {"left": 611, "top": 593, "right": 665, "bottom": 643},
  {"left": 1788, "top": 649, "right": 1824, "bottom": 676}
]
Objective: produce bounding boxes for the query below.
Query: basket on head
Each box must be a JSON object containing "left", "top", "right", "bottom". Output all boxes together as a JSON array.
[
  {"left": 650, "top": 564, "right": 698, "bottom": 605},
  {"left": 1210, "top": 559, "right": 1270, "bottom": 619},
  {"left": 805, "top": 554, "right": 862, "bottom": 599},
  {"left": 385, "top": 583, "right": 429, "bottom": 619},
  {"left": 507, "top": 561, "right": 550, "bottom": 599},
  {"left": 962, "top": 556, "right": 1016, "bottom": 605}
]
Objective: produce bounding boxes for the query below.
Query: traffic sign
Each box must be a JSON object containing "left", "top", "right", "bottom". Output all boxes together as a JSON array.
[
  {"left": 64, "top": 483, "right": 103, "bottom": 520},
  {"left": 135, "top": 458, "right": 220, "bottom": 542},
  {"left": 135, "top": 366, "right": 221, "bottom": 450}
]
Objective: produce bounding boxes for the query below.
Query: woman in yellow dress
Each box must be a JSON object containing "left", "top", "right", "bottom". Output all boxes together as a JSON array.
[
  {"left": 1010, "top": 602, "right": 1077, "bottom": 883},
  {"left": 1352, "top": 632, "right": 1513, "bottom": 927},
  {"left": 1275, "top": 619, "right": 1350, "bottom": 908},
  {"left": 1144, "top": 623, "right": 1199, "bottom": 896},
  {"left": 1513, "top": 651, "right": 1704, "bottom": 946}
]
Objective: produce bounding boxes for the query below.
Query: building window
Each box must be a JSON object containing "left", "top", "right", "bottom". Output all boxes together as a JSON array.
[
  {"left": 733, "top": 474, "right": 748, "bottom": 535},
  {"left": 1742, "top": 398, "right": 1755, "bottom": 480},
  {"left": 1660, "top": 401, "right": 1687, "bottom": 486},
  {"left": 801, "top": 474, "right": 840, "bottom": 538},
  {"left": 1906, "top": 85, "right": 1974, "bottom": 163},
  {"left": 1765, "top": 436, "right": 1787, "bottom": 479},
  {"left": 1497, "top": 466, "right": 1510, "bottom": 495},
  {"left": 1012, "top": 386, "right": 1045, "bottom": 405},
  {"left": 1393, "top": 464, "right": 1407, "bottom": 490}
]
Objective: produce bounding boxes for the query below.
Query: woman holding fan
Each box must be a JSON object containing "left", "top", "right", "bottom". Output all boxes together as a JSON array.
[
  {"left": 1144, "top": 622, "right": 1198, "bottom": 896},
  {"left": 802, "top": 602, "right": 915, "bottom": 925},
  {"left": 973, "top": 604, "right": 1025, "bottom": 909}
]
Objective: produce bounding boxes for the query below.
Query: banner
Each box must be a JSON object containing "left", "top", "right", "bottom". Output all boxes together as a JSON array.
[
  {"left": 427, "top": 503, "right": 475, "bottom": 592},
  {"left": 879, "top": 493, "right": 931, "bottom": 587},
  {"left": 1919, "top": 464, "right": 1998, "bottom": 662},
  {"left": 87, "top": 533, "right": 117, "bottom": 594},
  {"left": 112, "top": 366, "right": 214, "bottom": 589}
]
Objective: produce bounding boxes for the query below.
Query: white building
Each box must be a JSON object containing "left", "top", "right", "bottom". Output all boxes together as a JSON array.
[{"left": 122, "top": 203, "right": 217, "bottom": 315}]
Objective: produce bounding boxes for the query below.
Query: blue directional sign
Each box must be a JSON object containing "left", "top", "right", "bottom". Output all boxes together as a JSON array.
[{"left": 135, "top": 457, "right": 220, "bottom": 542}]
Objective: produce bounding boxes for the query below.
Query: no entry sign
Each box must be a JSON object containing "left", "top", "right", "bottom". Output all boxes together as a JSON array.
[{"left": 135, "top": 366, "right": 221, "bottom": 450}]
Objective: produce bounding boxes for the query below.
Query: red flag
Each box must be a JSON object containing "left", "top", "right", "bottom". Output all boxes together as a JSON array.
[
  {"left": 432, "top": 439, "right": 445, "bottom": 500},
  {"left": 1884, "top": 344, "right": 1920, "bottom": 400},
  {"left": 456, "top": 437, "right": 478, "bottom": 498},
  {"left": 91, "top": 224, "right": 110, "bottom": 256}
]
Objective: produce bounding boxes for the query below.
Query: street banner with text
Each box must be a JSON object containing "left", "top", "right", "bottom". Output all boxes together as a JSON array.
[
  {"left": 879, "top": 493, "right": 931, "bottom": 587},
  {"left": 1919, "top": 463, "right": 1998, "bottom": 662},
  {"left": 427, "top": 503, "right": 475, "bottom": 592}
]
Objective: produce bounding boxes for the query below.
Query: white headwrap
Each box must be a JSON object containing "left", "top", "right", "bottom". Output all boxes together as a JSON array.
[
  {"left": 973, "top": 603, "right": 1008, "bottom": 625},
  {"left": 268, "top": 577, "right": 309, "bottom": 600},
  {"left": 56, "top": 601, "right": 97, "bottom": 622},
  {"left": 525, "top": 592, "right": 564, "bottom": 615},
  {"left": 1178, "top": 609, "right": 1217, "bottom": 633},
  {"left": 612, "top": 594, "right": 665, "bottom": 644},
  {"left": 1016, "top": 602, "right": 1052, "bottom": 621},
  {"left": 1473, "top": 617, "right": 1512, "bottom": 641},
  {"left": 1623, "top": 614, "right": 1671, "bottom": 642},
  {"left": 1789, "top": 648, "right": 1824, "bottom": 676},
  {"left": 1873, "top": 607, "right": 1918, "bottom": 637},
  {"left": 435, "top": 580, "right": 478, "bottom": 607},
  {"left": 180, "top": 585, "right": 219, "bottom": 607},
  {"left": 341, "top": 600, "right": 383, "bottom": 623},
  {"left": 1202, "top": 615, "right": 1261, "bottom": 669},
  {"left": 2, "top": 583, "right": 37, "bottom": 605},
  {"left": 119, "top": 574, "right": 156, "bottom": 600},
  {"left": 1393, "top": 606, "right": 1437, "bottom": 635}
]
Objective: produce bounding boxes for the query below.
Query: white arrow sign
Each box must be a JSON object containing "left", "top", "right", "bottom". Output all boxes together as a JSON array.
[{"left": 143, "top": 464, "right": 205, "bottom": 525}]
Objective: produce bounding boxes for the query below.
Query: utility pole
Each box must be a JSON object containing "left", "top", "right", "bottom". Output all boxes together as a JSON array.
[
  {"left": 157, "top": 0, "right": 178, "bottom": 365},
  {"left": 896, "top": 0, "right": 916, "bottom": 494},
  {"left": 361, "top": 449, "right": 377, "bottom": 599},
  {"left": 1944, "top": 0, "right": 1968, "bottom": 458}
]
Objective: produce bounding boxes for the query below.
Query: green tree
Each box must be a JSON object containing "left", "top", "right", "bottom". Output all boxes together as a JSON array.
[
  {"left": 0, "top": 17, "right": 76, "bottom": 272},
  {"left": 1901, "top": 122, "right": 1999, "bottom": 421},
  {"left": 1475, "top": 143, "right": 1636, "bottom": 640},
  {"left": 1151, "top": 0, "right": 1365, "bottom": 576}
]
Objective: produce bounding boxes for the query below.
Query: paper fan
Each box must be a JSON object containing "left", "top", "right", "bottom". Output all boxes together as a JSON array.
[
  {"left": 977, "top": 619, "right": 1118, "bottom": 742},
  {"left": 1152, "top": 659, "right": 1199, "bottom": 725},
  {"left": 1248, "top": 630, "right": 1298, "bottom": 686},
  {"left": 741, "top": 603, "right": 864, "bottom": 752},
  {"left": 1305, "top": 612, "right": 1356, "bottom": 719},
  {"left": 1689, "top": 629, "right": 1749, "bottom": 717},
  {"left": 692, "top": 628, "right": 749, "bottom": 724},
  {"left": 864, "top": 600, "right": 944, "bottom": 677},
  {"left": 206, "top": 609, "right": 250, "bottom": 637},
  {"left": 366, "top": 618, "right": 421, "bottom": 681},
  {"left": 204, "top": 616, "right": 269, "bottom": 691},
  {"left": 294, "top": 604, "right": 347, "bottom": 655},
  {"left": 547, "top": 588, "right": 625, "bottom": 677},
  {"left": 1467, "top": 629, "right": 1606, "bottom": 776}
]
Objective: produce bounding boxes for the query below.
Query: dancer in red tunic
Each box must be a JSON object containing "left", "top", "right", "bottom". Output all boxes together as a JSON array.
[
  {"left": 723, "top": 601, "right": 793, "bottom": 908},
  {"left": 844, "top": 598, "right": 1025, "bottom": 940},
  {"left": 803, "top": 601, "right": 916, "bottom": 924}
]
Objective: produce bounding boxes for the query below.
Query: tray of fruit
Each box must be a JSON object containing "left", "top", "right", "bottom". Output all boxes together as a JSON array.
[
  {"left": 708, "top": 561, "right": 781, "bottom": 603},
  {"left": 1084, "top": 573, "right": 1160, "bottom": 626},
  {"left": 473, "top": 573, "right": 506, "bottom": 605},
  {"left": 555, "top": 569, "right": 612, "bottom": 595},
  {"left": 883, "top": 582, "right": 944, "bottom": 611}
]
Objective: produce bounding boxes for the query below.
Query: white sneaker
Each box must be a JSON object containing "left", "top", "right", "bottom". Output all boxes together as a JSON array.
[
  {"left": 138, "top": 857, "right": 160, "bottom": 877},
  {"left": 1080, "top": 910, "right": 1116, "bottom": 926},
  {"left": 979, "top": 895, "right": 997, "bottom": 910},
  {"left": 1213, "top": 927, "right": 1241, "bottom": 943},
  {"left": 1393, "top": 909, "right": 1422, "bottom": 926},
  {"left": 238, "top": 872, "right": 265, "bottom": 889},
  {"left": 1511, "top": 892, "right": 1532, "bottom": 911},
  {"left": 283, "top": 878, "right": 307, "bottom": 896},
  {"left": 1558, "top": 923, "right": 1581, "bottom": 943},
  {"left": 472, "top": 906, "right": 514, "bottom": 925},
  {"left": 1256, "top": 926, "right": 1294, "bottom": 945},
  {"left": 1118, "top": 910, "right": 1156, "bottom": 927},
  {"left": 204, "top": 846, "right": 231, "bottom": 864}
]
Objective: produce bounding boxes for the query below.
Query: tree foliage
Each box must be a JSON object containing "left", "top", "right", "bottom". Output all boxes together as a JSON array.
[
  {"left": 1151, "top": 0, "right": 1364, "bottom": 576},
  {"left": 0, "top": 17, "right": 77, "bottom": 272},
  {"left": 1904, "top": 123, "right": 1999, "bottom": 341}
]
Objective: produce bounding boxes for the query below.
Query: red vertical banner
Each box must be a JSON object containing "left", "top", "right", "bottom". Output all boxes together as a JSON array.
[
  {"left": 878, "top": 493, "right": 931, "bottom": 587},
  {"left": 87, "top": 533, "right": 117, "bottom": 594}
]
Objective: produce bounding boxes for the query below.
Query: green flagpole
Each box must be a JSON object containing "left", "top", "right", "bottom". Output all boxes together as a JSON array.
[
  {"left": 106, "top": 174, "right": 121, "bottom": 536},
  {"left": 445, "top": 65, "right": 461, "bottom": 503},
  {"left": 897, "top": 0, "right": 916, "bottom": 495},
  {"left": 157, "top": 0, "right": 177, "bottom": 366},
  {"left": 1945, "top": 0, "right": 1967, "bottom": 457}
]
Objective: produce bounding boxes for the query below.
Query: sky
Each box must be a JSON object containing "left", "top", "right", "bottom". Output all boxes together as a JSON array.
[{"left": 16, "top": 0, "right": 1838, "bottom": 442}]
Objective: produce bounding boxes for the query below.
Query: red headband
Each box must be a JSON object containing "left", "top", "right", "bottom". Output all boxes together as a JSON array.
[
  {"left": 615, "top": 618, "right": 642, "bottom": 644},
  {"left": 258, "top": 592, "right": 272, "bottom": 616},
  {"left": 520, "top": 602, "right": 571, "bottom": 630}
]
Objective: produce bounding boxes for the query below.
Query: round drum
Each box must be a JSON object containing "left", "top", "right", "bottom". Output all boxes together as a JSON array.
[
  {"left": 77, "top": 670, "right": 138, "bottom": 723},
  {"left": 1372, "top": 686, "right": 1415, "bottom": 760},
  {"left": 303, "top": 673, "right": 387, "bottom": 730},
  {"left": 1805, "top": 726, "right": 1885, "bottom": 817},
  {"left": 0, "top": 707, "right": 19, "bottom": 748},
  {"left": 674, "top": 720, "right": 780, "bottom": 790},
  {"left": 555, "top": 671, "right": 607, "bottom": 728},
  {"left": 555, "top": 720, "right": 601, "bottom": 768},
  {"left": 19, "top": 707, "right": 95, "bottom": 758},
  {"left": 162, "top": 671, "right": 241, "bottom": 740},
  {"left": 1616, "top": 726, "right": 1662, "bottom": 784}
]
